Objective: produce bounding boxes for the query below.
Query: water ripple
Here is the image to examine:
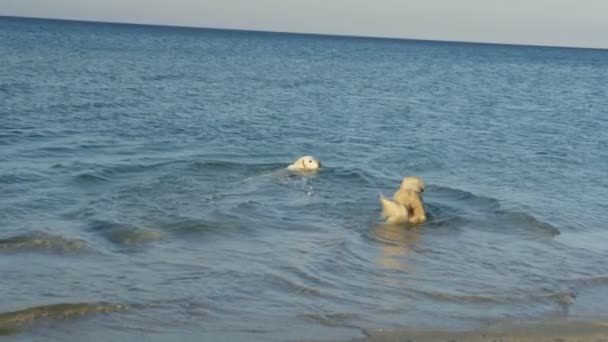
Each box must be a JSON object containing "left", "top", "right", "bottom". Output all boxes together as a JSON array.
[{"left": 1, "top": 17, "right": 607, "bottom": 341}]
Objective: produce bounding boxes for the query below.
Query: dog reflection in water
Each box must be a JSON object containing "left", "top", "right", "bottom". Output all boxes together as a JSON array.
[{"left": 373, "top": 223, "right": 421, "bottom": 272}]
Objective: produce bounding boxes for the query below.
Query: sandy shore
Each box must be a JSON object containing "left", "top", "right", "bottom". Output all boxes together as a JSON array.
[{"left": 345, "top": 318, "right": 608, "bottom": 342}]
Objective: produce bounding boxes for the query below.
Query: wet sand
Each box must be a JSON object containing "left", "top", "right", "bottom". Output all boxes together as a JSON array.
[{"left": 338, "top": 318, "right": 608, "bottom": 342}]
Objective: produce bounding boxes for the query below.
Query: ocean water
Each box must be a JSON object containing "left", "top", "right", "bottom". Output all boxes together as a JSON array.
[{"left": 1, "top": 17, "right": 608, "bottom": 341}]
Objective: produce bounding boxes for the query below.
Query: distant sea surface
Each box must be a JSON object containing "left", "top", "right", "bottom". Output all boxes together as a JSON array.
[{"left": 1, "top": 17, "right": 607, "bottom": 341}]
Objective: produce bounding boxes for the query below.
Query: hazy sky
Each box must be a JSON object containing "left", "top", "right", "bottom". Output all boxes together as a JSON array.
[{"left": 2, "top": 0, "right": 607, "bottom": 48}]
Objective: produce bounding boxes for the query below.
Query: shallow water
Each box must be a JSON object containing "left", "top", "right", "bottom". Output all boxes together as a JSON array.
[{"left": 1, "top": 17, "right": 608, "bottom": 341}]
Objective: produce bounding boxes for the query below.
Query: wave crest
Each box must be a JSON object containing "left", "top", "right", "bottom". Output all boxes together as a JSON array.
[
  {"left": 0, "top": 302, "right": 126, "bottom": 335},
  {"left": 88, "top": 221, "right": 163, "bottom": 246},
  {"left": 0, "top": 231, "right": 89, "bottom": 254}
]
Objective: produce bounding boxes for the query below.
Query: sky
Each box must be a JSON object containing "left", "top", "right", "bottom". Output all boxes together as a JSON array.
[{"left": 2, "top": 0, "right": 607, "bottom": 49}]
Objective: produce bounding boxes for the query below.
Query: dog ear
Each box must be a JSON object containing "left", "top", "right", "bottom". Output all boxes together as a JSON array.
[{"left": 298, "top": 158, "right": 307, "bottom": 170}]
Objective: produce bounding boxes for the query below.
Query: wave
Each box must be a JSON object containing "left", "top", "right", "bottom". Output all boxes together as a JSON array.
[
  {"left": 493, "top": 210, "right": 560, "bottom": 236},
  {"left": 323, "top": 167, "right": 382, "bottom": 186},
  {"left": 36, "top": 146, "right": 74, "bottom": 153},
  {"left": 425, "top": 185, "right": 501, "bottom": 214},
  {"left": 163, "top": 218, "right": 238, "bottom": 235},
  {"left": 66, "top": 159, "right": 285, "bottom": 186},
  {"left": 361, "top": 317, "right": 608, "bottom": 342},
  {"left": 67, "top": 162, "right": 160, "bottom": 184},
  {"left": 423, "top": 185, "right": 560, "bottom": 236},
  {"left": 48, "top": 100, "right": 131, "bottom": 112},
  {"left": 417, "top": 289, "right": 503, "bottom": 304},
  {"left": 64, "top": 160, "right": 381, "bottom": 196},
  {"left": 409, "top": 287, "right": 575, "bottom": 307},
  {"left": 559, "top": 275, "right": 608, "bottom": 294},
  {"left": 87, "top": 221, "right": 163, "bottom": 246},
  {"left": 73, "top": 172, "right": 111, "bottom": 184},
  {"left": 0, "top": 172, "right": 47, "bottom": 185},
  {"left": 575, "top": 276, "right": 608, "bottom": 286},
  {"left": 0, "top": 302, "right": 126, "bottom": 335},
  {"left": 141, "top": 73, "right": 184, "bottom": 82},
  {"left": 300, "top": 312, "right": 360, "bottom": 328},
  {"left": 188, "top": 160, "right": 284, "bottom": 173},
  {"left": 0, "top": 231, "right": 89, "bottom": 254},
  {"left": 271, "top": 274, "right": 325, "bottom": 298}
]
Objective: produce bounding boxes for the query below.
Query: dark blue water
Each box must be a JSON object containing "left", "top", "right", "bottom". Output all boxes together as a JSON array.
[{"left": 1, "top": 17, "right": 608, "bottom": 341}]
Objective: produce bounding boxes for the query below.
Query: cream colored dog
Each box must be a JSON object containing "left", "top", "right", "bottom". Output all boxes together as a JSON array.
[
  {"left": 379, "top": 176, "right": 427, "bottom": 225},
  {"left": 287, "top": 156, "right": 321, "bottom": 172}
]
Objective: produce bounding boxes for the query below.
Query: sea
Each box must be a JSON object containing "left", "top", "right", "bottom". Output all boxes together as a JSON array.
[{"left": 1, "top": 16, "right": 607, "bottom": 342}]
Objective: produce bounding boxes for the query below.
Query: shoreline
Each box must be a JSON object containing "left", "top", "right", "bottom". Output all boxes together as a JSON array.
[{"left": 335, "top": 318, "right": 608, "bottom": 342}]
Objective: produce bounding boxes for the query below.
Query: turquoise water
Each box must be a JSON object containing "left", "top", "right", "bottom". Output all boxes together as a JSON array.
[{"left": 1, "top": 16, "right": 608, "bottom": 341}]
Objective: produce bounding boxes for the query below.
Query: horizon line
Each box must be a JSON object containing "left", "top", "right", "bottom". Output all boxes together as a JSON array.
[{"left": 2, "top": 15, "right": 607, "bottom": 52}]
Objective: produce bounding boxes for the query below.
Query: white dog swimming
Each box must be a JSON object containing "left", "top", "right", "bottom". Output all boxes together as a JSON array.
[
  {"left": 286, "top": 156, "right": 322, "bottom": 172},
  {"left": 379, "top": 176, "right": 427, "bottom": 225}
]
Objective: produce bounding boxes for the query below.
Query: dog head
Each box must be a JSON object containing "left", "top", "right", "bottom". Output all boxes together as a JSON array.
[
  {"left": 288, "top": 156, "right": 321, "bottom": 172},
  {"left": 400, "top": 176, "right": 425, "bottom": 193}
]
